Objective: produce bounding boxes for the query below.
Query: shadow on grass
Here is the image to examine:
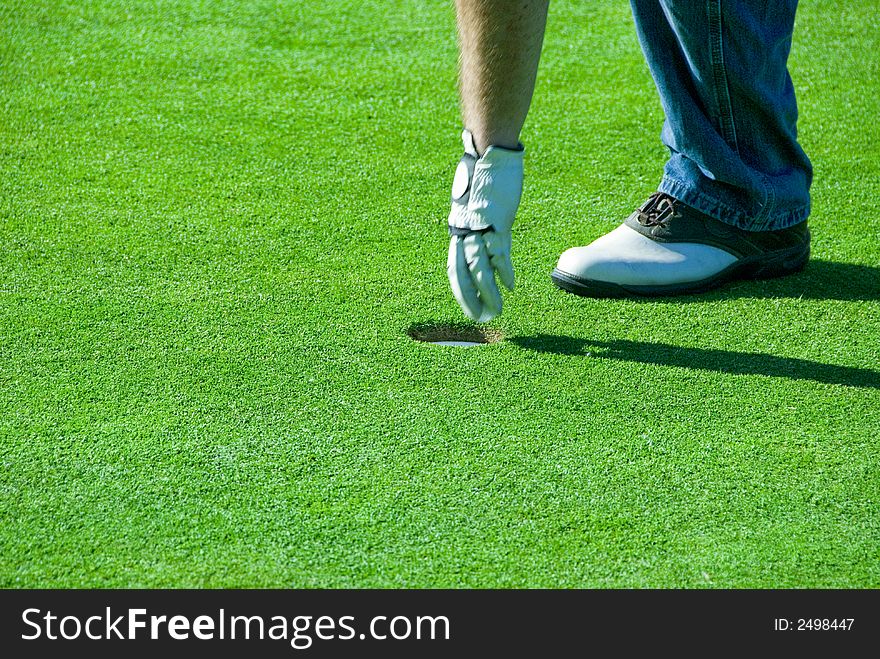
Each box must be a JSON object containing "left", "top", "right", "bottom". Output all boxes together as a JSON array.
[
  {"left": 511, "top": 336, "right": 880, "bottom": 389},
  {"left": 597, "top": 260, "right": 880, "bottom": 302}
]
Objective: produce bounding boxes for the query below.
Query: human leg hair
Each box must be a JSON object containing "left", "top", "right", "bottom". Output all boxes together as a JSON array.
[{"left": 454, "top": 0, "right": 549, "bottom": 154}]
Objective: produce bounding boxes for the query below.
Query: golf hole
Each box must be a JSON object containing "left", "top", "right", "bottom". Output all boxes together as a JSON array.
[{"left": 407, "top": 323, "right": 503, "bottom": 347}]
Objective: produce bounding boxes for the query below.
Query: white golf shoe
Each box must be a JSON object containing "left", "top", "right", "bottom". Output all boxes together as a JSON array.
[{"left": 552, "top": 192, "right": 810, "bottom": 297}]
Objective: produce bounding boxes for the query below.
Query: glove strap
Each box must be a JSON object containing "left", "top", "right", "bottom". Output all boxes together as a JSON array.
[
  {"left": 448, "top": 225, "right": 491, "bottom": 238},
  {"left": 447, "top": 129, "right": 524, "bottom": 233}
]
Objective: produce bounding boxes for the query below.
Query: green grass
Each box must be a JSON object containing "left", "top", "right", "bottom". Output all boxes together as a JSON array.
[{"left": 1, "top": 0, "right": 878, "bottom": 588}]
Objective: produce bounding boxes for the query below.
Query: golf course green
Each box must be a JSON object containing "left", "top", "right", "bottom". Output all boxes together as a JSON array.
[{"left": 1, "top": 0, "right": 878, "bottom": 587}]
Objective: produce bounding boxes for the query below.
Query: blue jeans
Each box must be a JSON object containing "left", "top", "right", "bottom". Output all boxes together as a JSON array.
[{"left": 630, "top": 0, "right": 812, "bottom": 231}]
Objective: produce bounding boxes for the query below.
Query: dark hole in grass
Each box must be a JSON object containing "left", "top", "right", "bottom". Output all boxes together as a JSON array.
[{"left": 407, "top": 323, "right": 503, "bottom": 345}]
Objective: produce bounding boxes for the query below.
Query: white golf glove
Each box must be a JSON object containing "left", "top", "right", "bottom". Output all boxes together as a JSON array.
[{"left": 447, "top": 129, "right": 524, "bottom": 322}]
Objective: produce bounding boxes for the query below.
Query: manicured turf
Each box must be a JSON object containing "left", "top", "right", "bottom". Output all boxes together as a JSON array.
[{"left": 1, "top": 0, "right": 878, "bottom": 587}]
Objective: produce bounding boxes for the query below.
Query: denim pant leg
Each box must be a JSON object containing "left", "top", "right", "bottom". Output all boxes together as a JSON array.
[{"left": 629, "top": 0, "right": 812, "bottom": 231}]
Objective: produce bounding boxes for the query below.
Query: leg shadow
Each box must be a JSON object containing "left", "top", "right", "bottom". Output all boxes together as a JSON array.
[
  {"left": 511, "top": 335, "right": 880, "bottom": 389},
  {"left": 719, "top": 260, "right": 880, "bottom": 301}
]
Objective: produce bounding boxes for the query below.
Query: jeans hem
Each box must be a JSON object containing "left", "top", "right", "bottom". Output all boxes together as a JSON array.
[{"left": 658, "top": 175, "right": 810, "bottom": 231}]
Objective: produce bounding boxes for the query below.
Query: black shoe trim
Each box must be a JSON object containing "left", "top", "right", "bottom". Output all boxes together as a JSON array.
[{"left": 624, "top": 192, "right": 811, "bottom": 259}]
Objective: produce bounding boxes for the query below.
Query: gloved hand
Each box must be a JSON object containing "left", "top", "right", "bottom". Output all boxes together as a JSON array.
[{"left": 447, "top": 129, "right": 524, "bottom": 322}]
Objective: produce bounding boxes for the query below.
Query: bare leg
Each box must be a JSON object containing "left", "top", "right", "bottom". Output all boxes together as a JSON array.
[{"left": 455, "top": 0, "right": 549, "bottom": 154}]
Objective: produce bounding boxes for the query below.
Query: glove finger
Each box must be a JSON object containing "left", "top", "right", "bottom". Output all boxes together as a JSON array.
[
  {"left": 463, "top": 233, "right": 502, "bottom": 321},
  {"left": 483, "top": 231, "right": 515, "bottom": 291},
  {"left": 447, "top": 236, "right": 484, "bottom": 322},
  {"left": 494, "top": 254, "right": 515, "bottom": 291}
]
